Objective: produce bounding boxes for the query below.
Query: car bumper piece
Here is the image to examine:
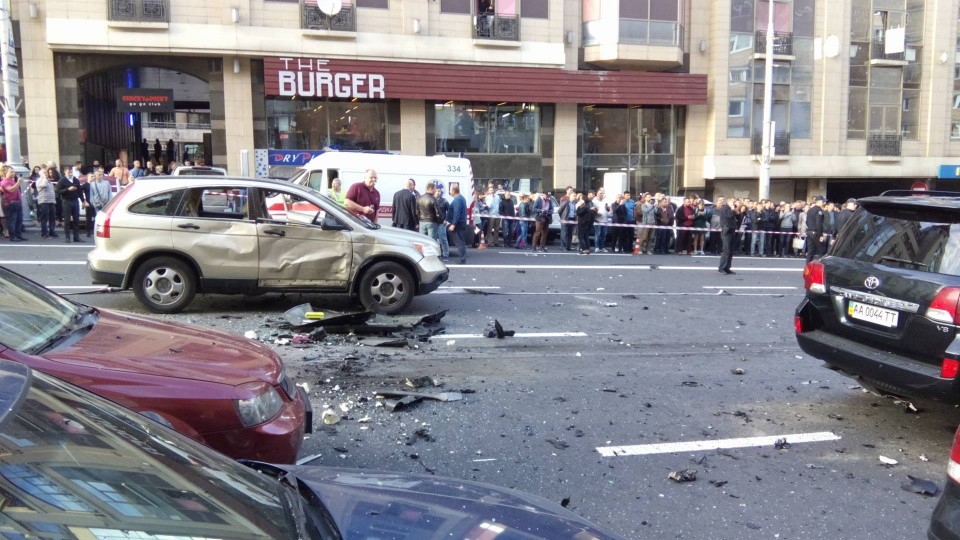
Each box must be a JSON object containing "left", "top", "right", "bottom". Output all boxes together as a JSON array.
[{"left": 419, "top": 269, "right": 449, "bottom": 295}]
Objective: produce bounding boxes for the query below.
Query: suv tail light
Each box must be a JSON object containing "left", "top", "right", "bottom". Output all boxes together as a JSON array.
[
  {"left": 803, "top": 261, "right": 826, "bottom": 294},
  {"left": 95, "top": 186, "right": 133, "bottom": 239},
  {"left": 942, "top": 358, "right": 960, "bottom": 379},
  {"left": 948, "top": 426, "right": 960, "bottom": 484},
  {"left": 927, "top": 287, "right": 960, "bottom": 325}
]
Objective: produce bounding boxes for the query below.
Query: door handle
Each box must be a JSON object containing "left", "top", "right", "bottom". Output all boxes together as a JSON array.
[
  {"left": 264, "top": 229, "right": 286, "bottom": 237},
  {"left": 177, "top": 224, "right": 200, "bottom": 230}
]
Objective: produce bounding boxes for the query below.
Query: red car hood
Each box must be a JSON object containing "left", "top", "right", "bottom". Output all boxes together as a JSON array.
[{"left": 43, "top": 309, "right": 281, "bottom": 385}]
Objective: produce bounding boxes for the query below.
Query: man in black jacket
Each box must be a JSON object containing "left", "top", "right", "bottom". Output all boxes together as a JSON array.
[
  {"left": 416, "top": 183, "right": 442, "bottom": 240},
  {"left": 718, "top": 197, "right": 736, "bottom": 274},
  {"left": 392, "top": 178, "right": 419, "bottom": 231},
  {"left": 575, "top": 191, "right": 598, "bottom": 255},
  {"left": 805, "top": 195, "right": 826, "bottom": 262},
  {"left": 56, "top": 170, "right": 86, "bottom": 243},
  {"left": 835, "top": 198, "right": 857, "bottom": 240}
]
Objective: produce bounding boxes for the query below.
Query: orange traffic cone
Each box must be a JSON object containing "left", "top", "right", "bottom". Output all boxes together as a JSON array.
[
  {"left": 633, "top": 233, "right": 641, "bottom": 255},
  {"left": 478, "top": 229, "right": 487, "bottom": 249}
]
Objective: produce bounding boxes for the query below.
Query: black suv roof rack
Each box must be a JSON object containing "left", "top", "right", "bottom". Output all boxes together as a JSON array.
[{"left": 878, "top": 189, "right": 960, "bottom": 197}]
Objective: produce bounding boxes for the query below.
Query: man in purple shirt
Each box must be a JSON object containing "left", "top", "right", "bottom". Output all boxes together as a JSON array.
[{"left": 345, "top": 169, "right": 381, "bottom": 222}]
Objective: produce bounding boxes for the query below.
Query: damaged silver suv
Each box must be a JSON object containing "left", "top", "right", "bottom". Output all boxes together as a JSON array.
[
  {"left": 87, "top": 177, "right": 447, "bottom": 314},
  {"left": 795, "top": 190, "right": 960, "bottom": 403}
]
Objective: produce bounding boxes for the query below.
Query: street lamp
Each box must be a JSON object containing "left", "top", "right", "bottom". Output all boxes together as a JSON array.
[
  {"left": 758, "top": 0, "right": 774, "bottom": 201},
  {"left": 0, "top": 0, "right": 21, "bottom": 166}
]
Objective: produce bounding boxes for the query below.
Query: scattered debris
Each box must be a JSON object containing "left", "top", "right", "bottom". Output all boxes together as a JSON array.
[
  {"left": 902, "top": 475, "right": 940, "bottom": 497},
  {"left": 516, "top": 269, "right": 526, "bottom": 274},
  {"left": 575, "top": 352, "right": 582, "bottom": 357},
  {"left": 560, "top": 497, "right": 571, "bottom": 508},
  {"left": 731, "top": 368, "right": 745, "bottom": 375},
  {"left": 622, "top": 294, "right": 637, "bottom": 299},
  {"left": 291, "top": 333, "right": 312, "bottom": 345},
  {"left": 709, "top": 480, "right": 728, "bottom": 488},
  {"left": 681, "top": 381, "right": 700, "bottom": 388},
  {"left": 446, "top": 340, "right": 456, "bottom": 346},
  {"left": 879, "top": 455, "right": 898, "bottom": 466},
  {"left": 485, "top": 319, "right": 515, "bottom": 339},
  {"left": 920, "top": 454, "right": 930, "bottom": 462},
  {"left": 668, "top": 469, "right": 697, "bottom": 483},
  {"left": 774, "top": 438, "right": 791, "bottom": 450},
  {"left": 321, "top": 409, "right": 341, "bottom": 425},
  {"left": 546, "top": 438, "right": 570, "bottom": 450},
  {"left": 405, "top": 376, "right": 436, "bottom": 388},
  {"left": 357, "top": 417, "right": 371, "bottom": 423},
  {"left": 603, "top": 302, "right": 619, "bottom": 307},
  {"left": 406, "top": 428, "right": 436, "bottom": 445},
  {"left": 827, "top": 413, "right": 844, "bottom": 421},
  {"left": 243, "top": 330, "right": 258, "bottom": 340}
]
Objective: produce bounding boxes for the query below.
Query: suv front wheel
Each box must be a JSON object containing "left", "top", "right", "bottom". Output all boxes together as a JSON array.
[
  {"left": 359, "top": 262, "right": 414, "bottom": 314},
  {"left": 132, "top": 256, "right": 197, "bottom": 313}
]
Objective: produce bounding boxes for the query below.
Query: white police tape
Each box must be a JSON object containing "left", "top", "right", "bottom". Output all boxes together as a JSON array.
[{"left": 477, "top": 214, "right": 824, "bottom": 238}]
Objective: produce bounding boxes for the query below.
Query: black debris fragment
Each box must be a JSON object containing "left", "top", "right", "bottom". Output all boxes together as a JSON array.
[
  {"left": 485, "top": 319, "right": 516, "bottom": 339},
  {"left": 601, "top": 388, "right": 618, "bottom": 393},
  {"left": 681, "top": 381, "right": 699, "bottom": 387},
  {"left": 668, "top": 469, "right": 697, "bottom": 483},
  {"left": 774, "top": 438, "right": 791, "bottom": 450},
  {"left": 745, "top": 523, "right": 762, "bottom": 530},
  {"left": 384, "top": 395, "right": 420, "bottom": 412},
  {"left": 406, "top": 428, "right": 436, "bottom": 445},
  {"left": 405, "top": 376, "right": 436, "bottom": 389},
  {"left": 622, "top": 294, "right": 637, "bottom": 299},
  {"left": 516, "top": 269, "right": 526, "bottom": 274},
  {"left": 902, "top": 475, "right": 940, "bottom": 497},
  {"left": 560, "top": 497, "right": 571, "bottom": 508},
  {"left": 168, "top": 348, "right": 182, "bottom": 354},
  {"left": 709, "top": 480, "right": 729, "bottom": 488},
  {"left": 546, "top": 438, "right": 570, "bottom": 450}
]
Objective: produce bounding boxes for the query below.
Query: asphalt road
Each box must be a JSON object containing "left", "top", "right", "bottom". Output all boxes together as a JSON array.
[{"left": 3, "top": 234, "right": 958, "bottom": 540}]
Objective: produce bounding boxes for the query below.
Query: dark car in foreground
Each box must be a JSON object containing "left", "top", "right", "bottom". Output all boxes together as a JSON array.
[
  {"left": 0, "top": 265, "right": 310, "bottom": 463},
  {"left": 930, "top": 425, "right": 960, "bottom": 539},
  {"left": 795, "top": 191, "right": 960, "bottom": 403},
  {"left": 0, "top": 359, "right": 625, "bottom": 540}
]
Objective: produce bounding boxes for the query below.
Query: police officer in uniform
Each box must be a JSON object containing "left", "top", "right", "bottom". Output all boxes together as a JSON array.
[{"left": 805, "top": 195, "right": 826, "bottom": 263}]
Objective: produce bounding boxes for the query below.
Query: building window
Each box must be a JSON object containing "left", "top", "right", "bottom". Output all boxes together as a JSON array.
[
  {"left": 266, "top": 100, "right": 396, "bottom": 151},
  {"left": 522, "top": 0, "right": 547, "bottom": 18},
  {"left": 729, "top": 101, "right": 745, "bottom": 117},
  {"left": 434, "top": 102, "right": 539, "bottom": 154},
  {"left": 581, "top": 106, "right": 677, "bottom": 195},
  {"left": 440, "top": 0, "right": 470, "bottom": 14},
  {"left": 356, "top": 0, "right": 387, "bottom": 7}
]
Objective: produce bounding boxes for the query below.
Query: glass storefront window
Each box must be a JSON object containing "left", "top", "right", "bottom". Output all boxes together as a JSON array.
[
  {"left": 266, "top": 99, "right": 393, "bottom": 151},
  {"left": 581, "top": 106, "right": 677, "bottom": 195},
  {"left": 434, "top": 102, "right": 540, "bottom": 154}
]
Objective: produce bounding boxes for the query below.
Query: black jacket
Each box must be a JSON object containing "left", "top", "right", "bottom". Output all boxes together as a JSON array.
[
  {"left": 56, "top": 176, "right": 85, "bottom": 203},
  {"left": 806, "top": 205, "right": 825, "bottom": 237},
  {"left": 719, "top": 204, "right": 737, "bottom": 231},
  {"left": 416, "top": 193, "right": 442, "bottom": 224},
  {"left": 575, "top": 200, "right": 596, "bottom": 228},
  {"left": 836, "top": 208, "right": 855, "bottom": 235},
  {"left": 392, "top": 188, "right": 418, "bottom": 229}
]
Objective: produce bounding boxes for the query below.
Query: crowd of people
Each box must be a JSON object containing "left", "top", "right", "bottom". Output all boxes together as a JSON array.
[{"left": 0, "top": 156, "right": 206, "bottom": 242}]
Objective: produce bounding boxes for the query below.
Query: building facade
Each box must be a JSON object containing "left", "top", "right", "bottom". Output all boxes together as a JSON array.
[{"left": 7, "top": 0, "right": 960, "bottom": 200}]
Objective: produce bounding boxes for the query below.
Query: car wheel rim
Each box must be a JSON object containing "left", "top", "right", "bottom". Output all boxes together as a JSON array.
[
  {"left": 369, "top": 272, "right": 405, "bottom": 307},
  {"left": 144, "top": 267, "right": 185, "bottom": 305}
]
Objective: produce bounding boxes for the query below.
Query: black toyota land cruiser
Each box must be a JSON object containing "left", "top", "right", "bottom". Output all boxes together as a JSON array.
[{"left": 795, "top": 190, "right": 960, "bottom": 403}]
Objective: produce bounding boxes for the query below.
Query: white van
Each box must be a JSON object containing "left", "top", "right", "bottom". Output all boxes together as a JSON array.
[{"left": 286, "top": 151, "right": 474, "bottom": 226}]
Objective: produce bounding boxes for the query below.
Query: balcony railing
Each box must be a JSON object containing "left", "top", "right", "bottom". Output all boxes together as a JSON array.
[
  {"left": 868, "top": 133, "right": 902, "bottom": 156},
  {"left": 751, "top": 132, "right": 791, "bottom": 156},
  {"left": 109, "top": 0, "right": 168, "bottom": 22},
  {"left": 870, "top": 37, "right": 905, "bottom": 61},
  {"left": 583, "top": 19, "right": 683, "bottom": 47},
  {"left": 755, "top": 30, "right": 793, "bottom": 55},
  {"left": 301, "top": 2, "right": 355, "bottom": 32},
  {"left": 474, "top": 14, "right": 519, "bottom": 41}
]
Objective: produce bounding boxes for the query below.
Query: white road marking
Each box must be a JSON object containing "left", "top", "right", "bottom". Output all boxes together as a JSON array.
[
  {"left": 438, "top": 286, "right": 501, "bottom": 289},
  {"left": 438, "top": 332, "right": 588, "bottom": 339},
  {"left": 455, "top": 264, "right": 802, "bottom": 272},
  {"left": 703, "top": 286, "right": 798, "bottom": 290},
  {"left": 597, "top": 431, "right": 841, "bottom": 458},
  {"left": 2, "top": 261, "right": 86, "bottom": 265}
]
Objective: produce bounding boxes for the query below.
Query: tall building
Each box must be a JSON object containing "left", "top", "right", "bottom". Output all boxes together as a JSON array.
[{"left": 7, "top": 0, "right": 956, "bottom": 200}]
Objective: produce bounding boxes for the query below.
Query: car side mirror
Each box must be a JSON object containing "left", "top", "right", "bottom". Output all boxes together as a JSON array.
[{"left": 320, "top": 215, "right": 348, "bottom": 231}]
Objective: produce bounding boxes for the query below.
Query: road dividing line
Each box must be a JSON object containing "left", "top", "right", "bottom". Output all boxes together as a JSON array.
[
  {"left": 454, "top": 264, "right": 802, "bottom": 272},
  {"left": 439, "top": 286, "right": 501, "bottom": 289},
  {"left": 2, "top": 261, "right": 86, "bottom": 265},
  {"left": 703, "top": 286, "right": 797, "bottom": 290},
  {"left": 597, "top": 431, "right": 841, "bottom": 457},
  {"left": 438, "top": 332, "right": 588, "bottom": 339}
]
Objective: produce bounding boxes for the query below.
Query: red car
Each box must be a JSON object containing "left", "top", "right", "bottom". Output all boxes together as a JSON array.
[{"left": 0, "top": 265, "right": 310, "bottom": 463}]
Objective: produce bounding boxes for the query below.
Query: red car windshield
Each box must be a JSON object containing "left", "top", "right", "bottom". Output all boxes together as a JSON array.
[{"left": 0, "top": 267, "right": 80, "bottom": 353}]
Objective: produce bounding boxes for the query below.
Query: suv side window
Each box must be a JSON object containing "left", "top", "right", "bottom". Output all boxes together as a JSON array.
[
  {"left": 263, "top": 189, "right": 326, "bottom": 226},
  {"left": 127, "top": 190, "right": 186, "bottom": 216},
  {"left": 180, "top": 188, "right": 249, "bottom": 220}
]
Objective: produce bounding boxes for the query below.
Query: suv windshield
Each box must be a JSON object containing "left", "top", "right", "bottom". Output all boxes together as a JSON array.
[
  {"left": 0, "top": 369, "right": 296, "bottom": 538},
  {"left": 829, "top": 203, "right": 960, "bottom": 277},
  {"left": 0, "top": 268, "right": 80, "bottom": 352}
]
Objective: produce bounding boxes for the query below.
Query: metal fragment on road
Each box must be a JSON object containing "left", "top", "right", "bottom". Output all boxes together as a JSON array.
[
  {"left": 879, "top": 455, "right": 898, "bottom": 466},
  {"left": 668, "top": 469, "right": 697, "bottom": 482},
  {"left": 902, "top": 475, "right": 940, "bottom": 496}
]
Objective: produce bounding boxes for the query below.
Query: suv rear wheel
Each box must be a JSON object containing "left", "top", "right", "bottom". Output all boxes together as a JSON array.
[
  {"left": 132, "top": 256, "right": 197, "bottom": 313},
  {"left": 359, "top": 262, "right": 414, "bottom": 314}
]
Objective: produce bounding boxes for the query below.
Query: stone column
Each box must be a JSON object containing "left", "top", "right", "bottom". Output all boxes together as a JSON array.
[
  {"left": 221, "top": 57, "right": 254, "bottom": 175},
  {"left": 553, "top": 102, "right": 577, "bottom": 189},
  {"left": 400, "top": 99, "right": 425, "bottom": 156}
]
